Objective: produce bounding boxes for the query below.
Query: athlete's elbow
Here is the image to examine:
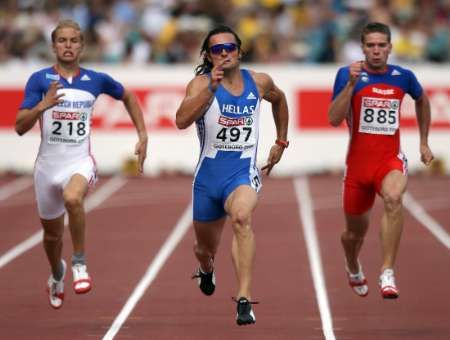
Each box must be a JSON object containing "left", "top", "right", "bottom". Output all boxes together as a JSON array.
[
  {"left": 328, "top": 115, "right": 340, "bottom": 127},
  {"left": 329, "top": 117, "right": 342, "bottom": 127},
  {"left": 175, "top": 115, "right": 189, "bottom": 130},
  {"left": 15, "top": 122, "right": 26, "bottom": 136},
  {"left": 327, "top": 110, "right": 343, "bottom": 127}
]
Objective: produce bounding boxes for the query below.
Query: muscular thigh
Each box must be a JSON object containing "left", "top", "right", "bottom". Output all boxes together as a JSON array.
[
  {"left": 193, "top": 158, "right": 261, "bottom": 222},
  {"left": 374, "top": 154, "right": 408, "bottom": 194},
  {"left": 343, "top": 164, "right": 376, "bottom": 215},
  {"left": 224, "top": 184, "right": 258, "bottom": 218},
  {"left": 34, "top": 156, "right": 96, "bottom": 219},
  {"left": 193, "top": 184, "right": 227, "bottom": 222}
]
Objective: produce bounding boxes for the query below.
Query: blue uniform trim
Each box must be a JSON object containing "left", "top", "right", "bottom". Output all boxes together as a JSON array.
[
  {"left": 20, "top": 67, "right": 124, "bottom": 110},
  {"left": 332, "top": 64, "right": 423, "bottom": 100}
]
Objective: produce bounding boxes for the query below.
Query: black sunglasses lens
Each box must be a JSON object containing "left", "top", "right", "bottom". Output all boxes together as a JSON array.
[{"left": 210, "top": 43, "right": 237, "bottom": 54}]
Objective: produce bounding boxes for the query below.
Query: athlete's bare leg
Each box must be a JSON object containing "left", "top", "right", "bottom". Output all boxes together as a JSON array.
[
  {"left": 225, "top": 185, "right": 258, "bottom": 299},
  {"left": 41, "top": 215, "right": 65, "bottom": 277},
  {"left": 380, "top": 170, "right": 407, "bottom": 271},
  {"left": 63, "top": 174, "right": 89, "bottom": 255},
  {"left": 193, "top": 217, "right": 227, "bottom": 273},
  {"left": 342, "top": 213, "right": 370, "bottom": 273}
]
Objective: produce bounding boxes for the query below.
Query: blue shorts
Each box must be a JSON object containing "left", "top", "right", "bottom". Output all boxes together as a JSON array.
[{"left": 193, "top": 154, "right": 261, "bottom": 222}]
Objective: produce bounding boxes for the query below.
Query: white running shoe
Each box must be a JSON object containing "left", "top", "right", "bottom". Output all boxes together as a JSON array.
[
  {"left": 47, "top": 259, "right": 66, "bottom": 309},
  {"left": 72, "top": 263, "right": 92, "bottom": 294},
  {"left": 345, "top": 260, "right": 369, "bottom": 297},
  {"left": 379, "top": 268, "right": 399, "bottom": 299}
]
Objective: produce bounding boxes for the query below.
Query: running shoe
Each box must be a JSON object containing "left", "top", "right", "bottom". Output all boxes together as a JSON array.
[
  {"left": 46, "top": 259, "right": 66, "bottom": 309},
  {"left": 235, "top": 297, "right": 258, "bottom": 326},
  {"left": 345, "top": 260, "right": 369, "bottom": 297},
  {"left": 192, "top": 268, "right": 215, "bottom": 296},
  {"left": 72, "top": 263, "right": 92, "bottom": 294},
  {"left": 379, "top": 268, "right": 399, "bottom": 299}
]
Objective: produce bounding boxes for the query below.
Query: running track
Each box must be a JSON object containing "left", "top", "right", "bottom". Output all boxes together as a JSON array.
[{"left": 0, "top": 174, "right": 449, "bottom": 340}]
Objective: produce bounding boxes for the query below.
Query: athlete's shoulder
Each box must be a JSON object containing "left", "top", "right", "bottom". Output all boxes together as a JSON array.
[
  {"left": 247, "top": 69, "right": 271, "bottom": 87},
  {"left": 79, "top": 67, "right": 111, "bottom": 81},
  {"left": 332, "top": 66, "right": 350, "bottom": 89},
  {"left": 28, "top": 66, "right": 57, "bottom": 81},
  {"left": 387, "top": 64, "right": 416, "bottom": 78},
  {"left": 188, "top": 72, "right": 211, "bottom": 89},
  {"left": 337, "top": 65, "right": 350, "bottom": 75},
  {"left": 247, "top": 69, "right": 268, "bottom": 79}
]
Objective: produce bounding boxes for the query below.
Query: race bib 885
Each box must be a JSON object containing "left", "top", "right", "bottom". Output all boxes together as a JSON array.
[{"left": 359, "top": 97, "right": 400, "bottom": 135}]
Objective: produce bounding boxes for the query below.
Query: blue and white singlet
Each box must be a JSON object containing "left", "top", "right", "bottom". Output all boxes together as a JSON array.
[{"left": 193, "top": 69, "right": 262, "bottom": 222}]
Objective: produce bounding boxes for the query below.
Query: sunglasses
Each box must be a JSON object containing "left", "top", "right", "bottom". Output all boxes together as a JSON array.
[{"left": 209, "top": 43, "right": 238, "bottom": 55}]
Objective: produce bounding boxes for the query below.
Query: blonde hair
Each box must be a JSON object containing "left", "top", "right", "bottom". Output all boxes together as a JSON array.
[{"left": 51, "top": 20, "right": 83, "bottom": 43}]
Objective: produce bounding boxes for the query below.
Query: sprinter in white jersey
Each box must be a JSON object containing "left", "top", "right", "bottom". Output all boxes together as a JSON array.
[
  {"left": 15, "top": 20, "right": 148, "bottom": 309},
  {"left": 176, "top": 25, "right": 289, "bottom": 325}
]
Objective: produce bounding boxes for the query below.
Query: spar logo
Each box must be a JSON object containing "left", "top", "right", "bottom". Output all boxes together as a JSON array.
[
  {"left": 52, "top": 111, "right": 87, "bottom": 121},
  {"left": 218, "top": 115, "right": 253, "bottom": 127},
  {"left": 363, "top": 98, "right": 399, "bottom": 110}
]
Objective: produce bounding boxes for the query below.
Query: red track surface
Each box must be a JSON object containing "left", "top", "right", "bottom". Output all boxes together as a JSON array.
[{"left": 0, "top": 175, "right": 448, "bottom": 340}]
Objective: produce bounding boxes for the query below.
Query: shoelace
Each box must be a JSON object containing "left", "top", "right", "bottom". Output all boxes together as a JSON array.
[
  {"left": 73, "top": 264, "right": 88, "bottom": 277},
  {"left": 381, "top": 272, "right": 395, "bottom": 286}
]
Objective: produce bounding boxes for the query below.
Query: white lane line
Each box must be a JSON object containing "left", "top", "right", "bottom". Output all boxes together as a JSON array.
[
  {"left": 0, "top": 177, "right": 33, "bottom": 201},
  {"left": 403, "top": 191, "right": 450, "bottom": 250},
  {"left": 0, "top": 176, "right": 127, "bottom": 269},
  {"left": 103, "top": 202, "right": 192, "bottom": 340},
  {"left": 294, "top": 177, "right": 336, "bottom": 340}
]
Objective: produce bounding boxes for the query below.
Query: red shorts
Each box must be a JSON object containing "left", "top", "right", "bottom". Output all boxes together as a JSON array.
[{"left": 343, "top": 153, "right": 407, "bottom": 215}]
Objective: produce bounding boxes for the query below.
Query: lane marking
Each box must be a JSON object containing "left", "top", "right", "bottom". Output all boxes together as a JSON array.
[
  {"left": 294, "top": 177, "right": 336, "bottom": 340},
  {"left": 0, "top": 177, "right": 33, "bottom": 201},
  {"left": 403, "top": 191, "right": 450, "bottom": 250},
  {"left": 0, "top": 176, "right": 127, "bottom": 269},
  {"left": 102, "top": 202, "right": 192, "bottom": 340}
]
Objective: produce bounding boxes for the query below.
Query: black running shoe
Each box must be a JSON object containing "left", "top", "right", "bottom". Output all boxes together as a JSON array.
[
  {"left": 192, "top": 268, "right": 215, "bottom": 296},
  {"left": 235, "top": 297, "right": 258, "bottom": 325}
]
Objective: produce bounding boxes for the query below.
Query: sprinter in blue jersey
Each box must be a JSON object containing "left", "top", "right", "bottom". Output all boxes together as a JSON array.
[
  {"left": 15, "top": 20, "right": 148, "bottom": 309},
  {"left": 176, "top": 25, "right": 289, "bottom": 325}
]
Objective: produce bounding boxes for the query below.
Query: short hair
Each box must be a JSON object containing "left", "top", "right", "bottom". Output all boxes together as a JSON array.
[
  {"left": 361, "top": 22, "right": 391, "bottom": 43},
  {"left": 51, "top": 20, "right": 83, "bottom": 43}
]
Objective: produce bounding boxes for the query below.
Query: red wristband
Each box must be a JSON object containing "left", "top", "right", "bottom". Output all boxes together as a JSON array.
[{"left": 275, "top": 139, "right": 289, "bottom": 148}]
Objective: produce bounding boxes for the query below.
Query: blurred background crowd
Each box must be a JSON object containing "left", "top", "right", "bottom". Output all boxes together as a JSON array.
[{"left": 0, "top": 0, "right": 448, "bottom": 66}]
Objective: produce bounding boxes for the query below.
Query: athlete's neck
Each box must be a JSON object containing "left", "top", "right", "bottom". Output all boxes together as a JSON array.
[
  {"left": 363, "top": 61, "right": 388, "bottom": 74},
  {"left": 222, "top": 67, "right": 242, "bottom": 86},
  {"left": 54, "top": 63, "right": 80, "bottom": 78}
]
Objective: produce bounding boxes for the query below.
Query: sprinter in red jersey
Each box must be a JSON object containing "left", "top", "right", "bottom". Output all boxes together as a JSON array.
[{"left": 328, "top": 22, "right": 433, "bottom": 299}]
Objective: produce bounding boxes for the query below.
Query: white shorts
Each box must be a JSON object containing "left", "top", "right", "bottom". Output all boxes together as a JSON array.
[{"left": 33, "top": 156, "right": 97, "bottom": 219}]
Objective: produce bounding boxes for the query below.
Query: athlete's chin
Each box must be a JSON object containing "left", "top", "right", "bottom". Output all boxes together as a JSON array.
[
  {"left": 370, "top": 58, "right": 386, "bottom": 66},
  {"left": 222, "top": 61, "right": 238, "bottom": 70},
  {"left": 58, "top": 55, "right": 79, "bottom": 63}
]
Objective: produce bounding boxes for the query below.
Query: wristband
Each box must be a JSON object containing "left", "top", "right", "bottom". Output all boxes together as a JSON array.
[{"left": 275, "top": 139, "right": 289, "bottom": 148}]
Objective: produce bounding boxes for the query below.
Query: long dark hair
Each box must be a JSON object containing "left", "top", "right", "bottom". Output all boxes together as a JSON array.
[{"left": 195, "top": 25, "right": 242, "bottom": 76}]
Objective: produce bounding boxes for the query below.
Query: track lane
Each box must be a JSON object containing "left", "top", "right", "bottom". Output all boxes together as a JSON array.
[
  {"left": 0, "top": 176, "right": 192, "bottom": 339},
  {"left": 110, "top": 177, "right": 322, "bottom": 340},
  {"left": 0, "top": 175, "right": 448, "bottom": 339},
  {"left": 309, "top": 175, "right": 450, "bottom": 340}
]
